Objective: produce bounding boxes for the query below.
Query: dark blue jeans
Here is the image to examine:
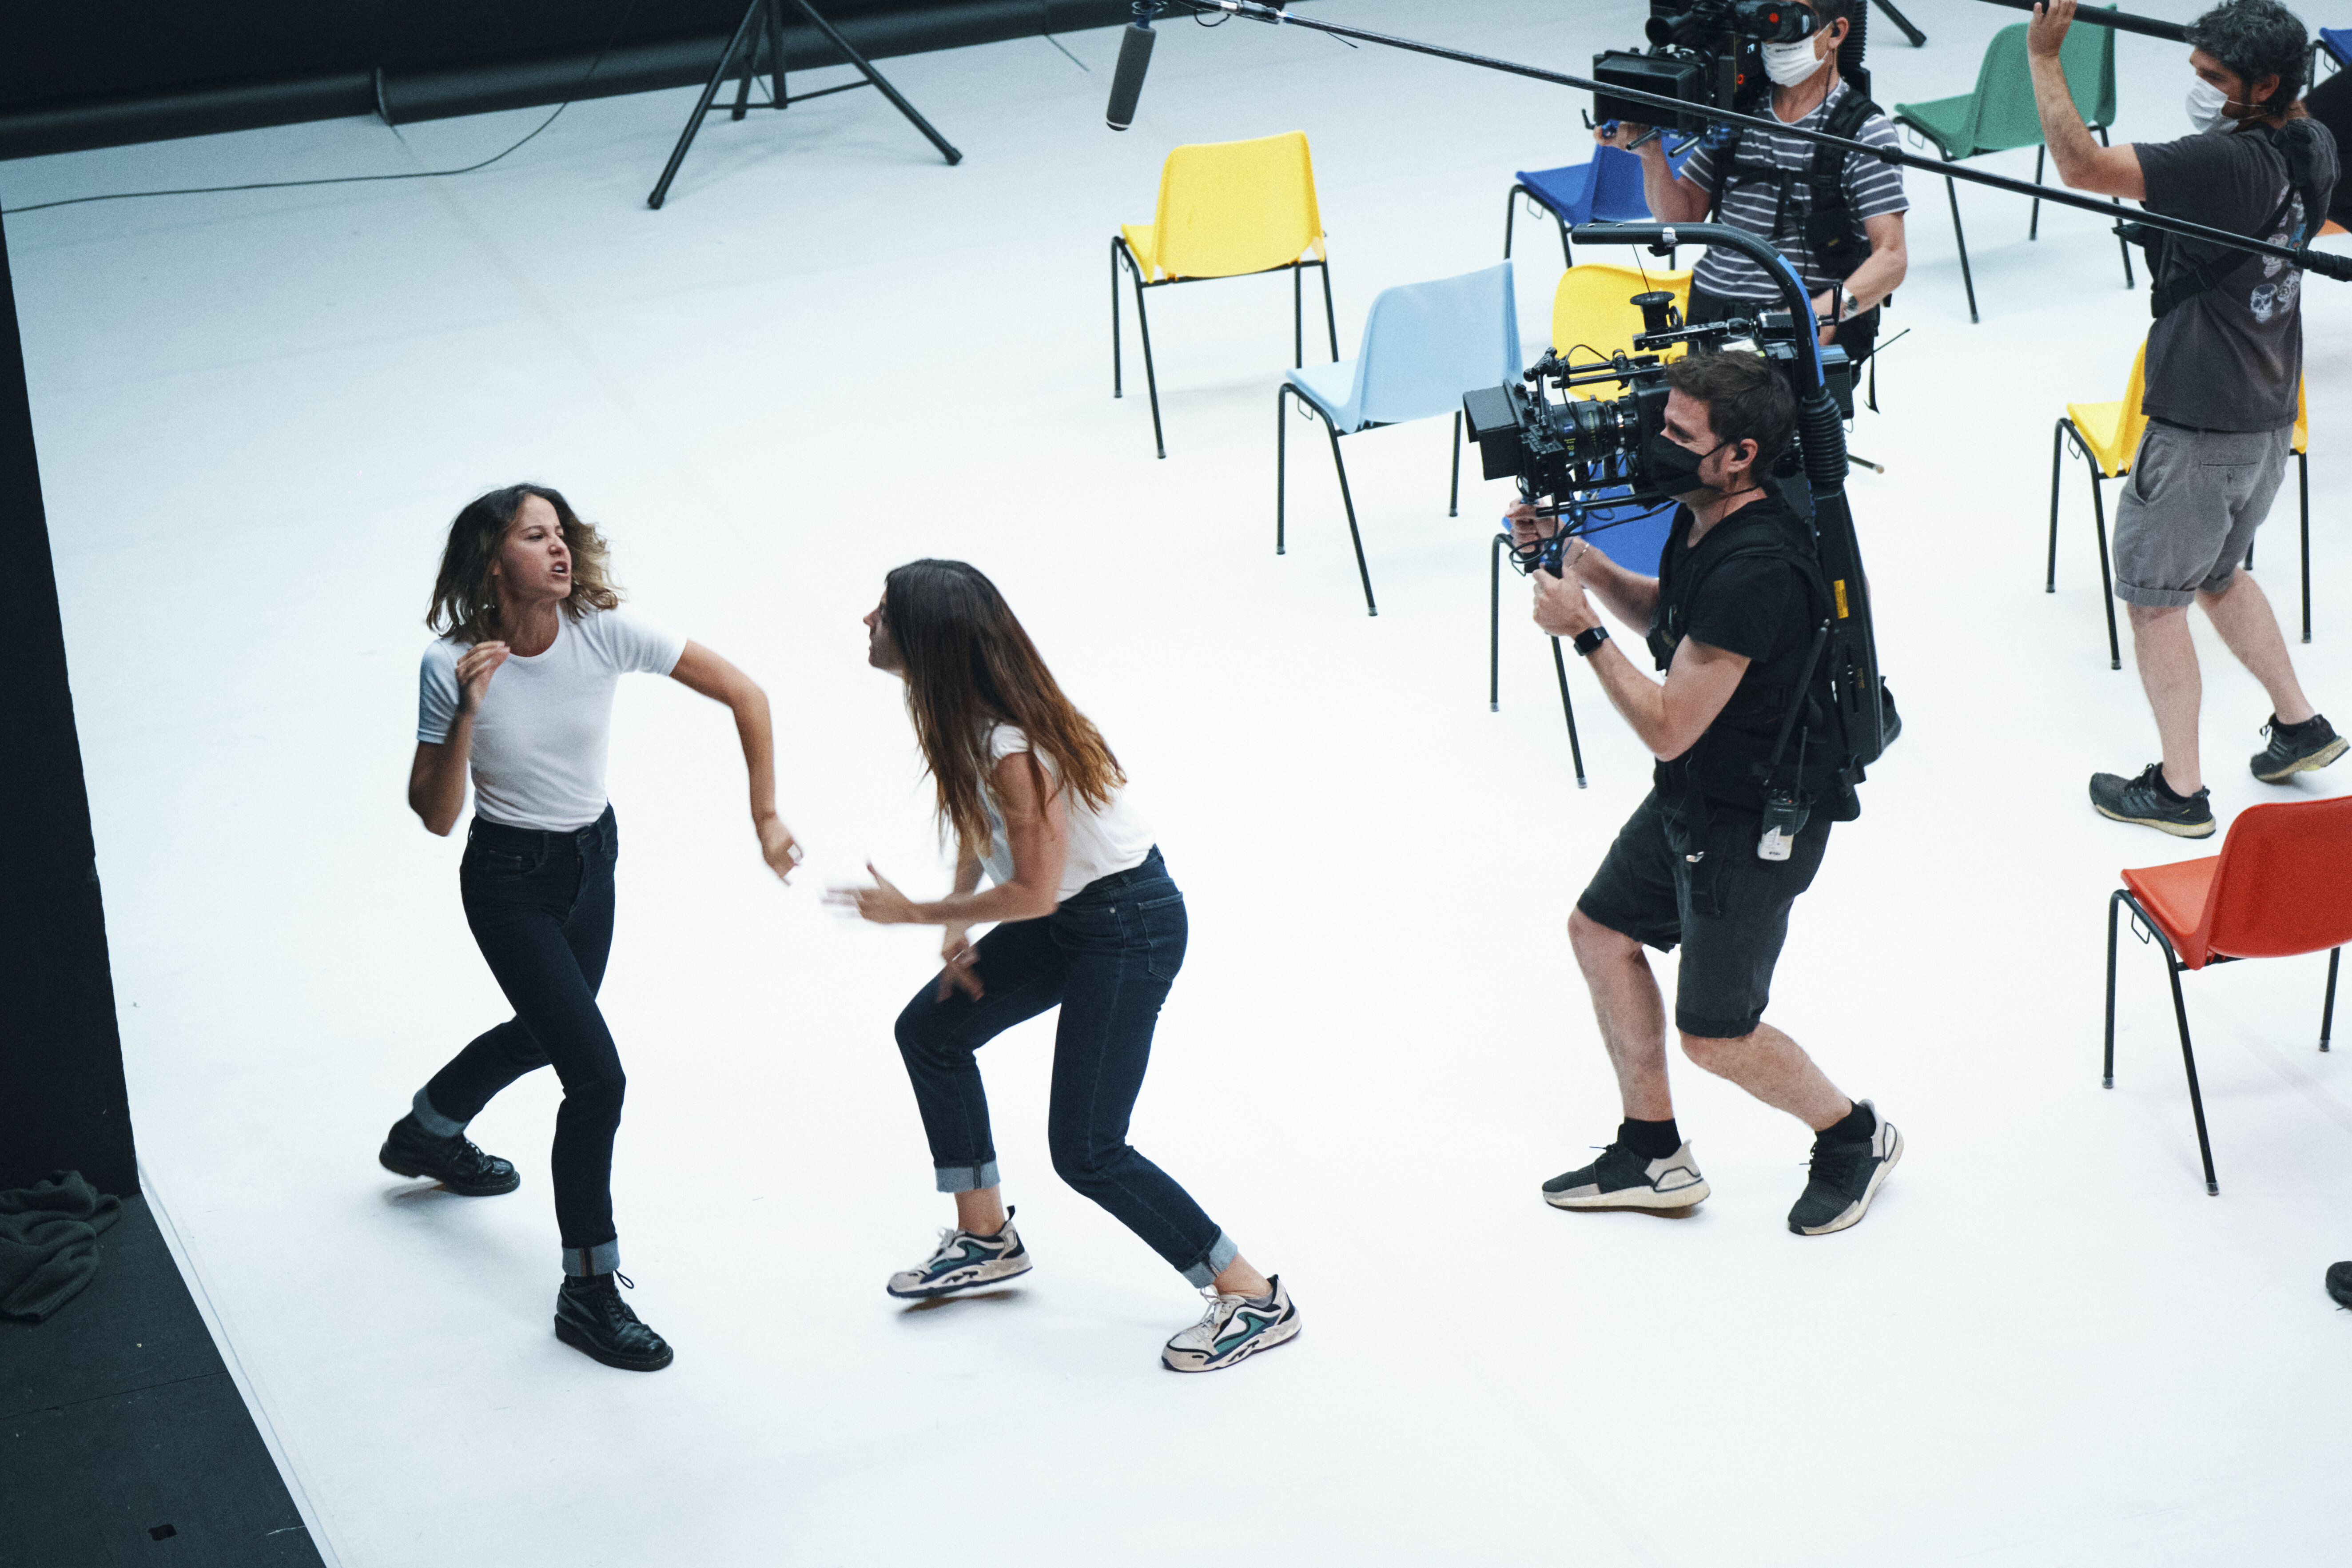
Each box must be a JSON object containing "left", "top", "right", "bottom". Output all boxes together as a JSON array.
[
  {"left": 422, "top": 807, "right": 625, "bottom": 1273},
  {"left": 892, "top": 848, "right": 1236, "bottom": 1287}
]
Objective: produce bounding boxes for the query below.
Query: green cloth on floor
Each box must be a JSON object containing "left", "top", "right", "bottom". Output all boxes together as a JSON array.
[{"left": 0, "top": 1172, "right": 123, "bottom": 1323}]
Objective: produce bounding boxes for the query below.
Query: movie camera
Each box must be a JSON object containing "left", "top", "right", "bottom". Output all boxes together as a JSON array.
[{"left": 1592, "top": 0, "right": 1824, "bottom": 136}]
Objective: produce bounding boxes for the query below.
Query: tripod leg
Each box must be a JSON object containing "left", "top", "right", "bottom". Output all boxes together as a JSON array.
[
  {"left": 1551, "top": 638, "right": 1588, "bottom": 788},
  {"left": 649, "top": 0, "right": 764, "bottom": 208},
  {"left": 767, "top": 0, "right": 787, "bottom": 107},
  {"left": 1873, "top": 0, "right": 1927, "bottom": 46},
  {"left": 790, "top": 0, "right": 963, "bottom": 164}
]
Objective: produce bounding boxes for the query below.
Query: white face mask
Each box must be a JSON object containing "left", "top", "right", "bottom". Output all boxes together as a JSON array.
[
  {"left": 2186, "top": 76, "right": 2230, "bottom": 131},
  {"left": 1763, "top": 33, "right": 1825, "bottom": 88}
]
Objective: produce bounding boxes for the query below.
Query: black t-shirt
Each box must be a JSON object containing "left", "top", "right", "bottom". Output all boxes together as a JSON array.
[
  {"left": 1648, "top": 493, "right": 1819, "bottom": 807},
  {"left": 2135, "top": 119, "right": 2338, "bottom": 431}
]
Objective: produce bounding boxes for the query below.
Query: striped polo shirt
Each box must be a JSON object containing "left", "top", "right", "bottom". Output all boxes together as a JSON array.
[{"left": 1680, "top": 80, "right": 1908, "bottom": 299}]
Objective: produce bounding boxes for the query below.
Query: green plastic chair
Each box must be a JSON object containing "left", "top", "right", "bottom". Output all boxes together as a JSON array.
[{"left": 1894, "top": 13, "right": 2133, "bottom": 323}]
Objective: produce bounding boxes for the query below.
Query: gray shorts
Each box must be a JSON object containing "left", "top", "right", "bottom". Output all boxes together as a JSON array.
[{"left": 2110, "top": 421, "right": 2293, "bottom": 608}]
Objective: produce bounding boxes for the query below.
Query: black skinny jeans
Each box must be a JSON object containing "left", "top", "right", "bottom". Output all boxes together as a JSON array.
[
  {"left": 424, "top": 807, "right": 626, "bottom": 1268},
  {"left": 891, "top": 848, "right": 1235, "bottom": 1287}
]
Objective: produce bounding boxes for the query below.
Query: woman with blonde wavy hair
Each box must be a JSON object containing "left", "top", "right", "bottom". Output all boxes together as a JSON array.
[
  {"left": 830, "top": 559, "right": 1299, "bottom": 1373},
  {"left": 386, "top": 482, "right": 802, "bottom": 1374}
]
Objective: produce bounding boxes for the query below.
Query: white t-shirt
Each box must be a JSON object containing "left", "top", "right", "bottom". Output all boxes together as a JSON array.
[
  {"left": 979, "top": 724, "right": 1154, "bottom": 899},
  {"left": 417, "top": 606, "right": 687, "bottom": 831}
]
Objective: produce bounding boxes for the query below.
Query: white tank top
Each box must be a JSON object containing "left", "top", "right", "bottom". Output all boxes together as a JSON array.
[{"left": 977, "top": 723, "right": 1154, "bottom": 899}]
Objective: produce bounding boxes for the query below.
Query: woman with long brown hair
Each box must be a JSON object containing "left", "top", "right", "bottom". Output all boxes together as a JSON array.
[
  {"left": 388, "top": 483, "right": 802, "bottom": 1373},
  {"left": 830, "top": 559, "right": 1299, "bottom": 1373}
]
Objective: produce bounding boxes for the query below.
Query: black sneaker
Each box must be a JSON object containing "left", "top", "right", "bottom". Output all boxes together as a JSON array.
[
  {"left": 378, "top": 1113, "right": 520, "bottom": 1196},
  {"left": 1787, "top": 1101, "right": 1902, "bottom": 1236},
  {"left": 1542, "top": 1140, "right": 1709, "bottom": 1212},
  {"left": 2252, "top": 714, "right": 2348, "bottom": 783},
  {"left": 2328, "top": 1261, "right": 2352, "bottom": 1309},
  {"left": 554, "top": 1273, "right": 673, "bottom": 1371},
  {"left": 2089, "top": 764, "right": 2216, "bottom": 838}
]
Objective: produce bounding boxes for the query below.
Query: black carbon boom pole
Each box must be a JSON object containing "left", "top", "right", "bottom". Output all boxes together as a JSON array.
[
  {"left": 1166, "top": 0, "right": 2352, "bottom": 281},
  {"left": 1974, "top": 0, "right": 2189, "bottom": 44}
]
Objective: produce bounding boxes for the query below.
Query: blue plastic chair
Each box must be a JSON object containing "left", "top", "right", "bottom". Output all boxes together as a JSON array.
[
  {"left": 1504, "top": 146, "right": 1655, "bottom": 266},
  {"left": 1276, "top": 262, "right": 1522, "bottom": 616},
  {"left": 2322, "top": 27, "right": 2352, "bottom": 68},
  {"left": 1485, "top": 487, "right": 1675, "bottom": 788}
]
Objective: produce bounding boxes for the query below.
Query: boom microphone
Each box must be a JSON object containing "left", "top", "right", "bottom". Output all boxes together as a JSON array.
[{"left": 1107, "top": 5, "right": 1158, "bottom": 131}]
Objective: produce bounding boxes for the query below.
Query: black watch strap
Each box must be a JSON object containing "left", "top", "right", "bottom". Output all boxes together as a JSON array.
[{"left": 1572, "top": 625, "right": 1610, "bottom": 658}]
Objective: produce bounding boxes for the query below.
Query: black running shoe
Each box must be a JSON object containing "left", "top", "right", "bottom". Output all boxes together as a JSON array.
[
  {"left": 2328, "top": 1261, "right": 2352, "bottom": 1309},
  {"left": 1542, "top": 1140, "right": 1709, "bottom": 1212},
  {"left": 2089, "top": 764, "right": 2216, "bottom": 838},
  {"left": 2252, "top": 714, "right": 2348, "bottom": 783},
  {"left": 378, "top": 1113, "right": 519, "bottom": 1196},
  {"left": 1787, "top": 1101, "right": 1902, "bottom": 1236},
  {"left": 554, "top": 1274, "right": 673, "bottom": 1371}
]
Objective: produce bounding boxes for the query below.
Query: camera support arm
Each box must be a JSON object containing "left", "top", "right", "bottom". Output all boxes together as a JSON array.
[{"left": 1168, "top": 0, "right": 2352, "bottom": 282}]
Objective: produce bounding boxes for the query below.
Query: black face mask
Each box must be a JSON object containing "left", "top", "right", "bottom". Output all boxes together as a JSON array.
[{"left": 1645, "top": 431, "right": 1726, "bottom": 497}]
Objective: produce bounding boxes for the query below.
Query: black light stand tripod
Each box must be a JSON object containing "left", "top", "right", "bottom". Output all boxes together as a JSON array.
[{"left": 648, "top": 0, "right": 962, "bottom": 209}]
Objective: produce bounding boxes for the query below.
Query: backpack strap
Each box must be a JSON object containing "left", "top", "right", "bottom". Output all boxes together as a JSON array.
[{"left": 1803, "top": 89, "right": 1882, "bottom": 283}]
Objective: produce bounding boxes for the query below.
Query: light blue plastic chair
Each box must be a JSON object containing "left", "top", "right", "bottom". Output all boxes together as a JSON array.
[{"left": 1276, "top": 261, "right": 1521, "bottom": 616}]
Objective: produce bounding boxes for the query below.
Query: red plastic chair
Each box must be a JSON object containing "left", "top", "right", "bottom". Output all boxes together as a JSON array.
[{"left": 2105, "top": 796, "right": 2352, "bottom": 1193}]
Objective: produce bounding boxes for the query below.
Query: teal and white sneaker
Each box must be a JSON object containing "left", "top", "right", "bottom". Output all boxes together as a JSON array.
[
  {"left": 886, "top": 1209, "right": 1032, "bottom": 1301},
  {"left": 1161, "top": 1275, "right": 1300, "bottom": 1373}
]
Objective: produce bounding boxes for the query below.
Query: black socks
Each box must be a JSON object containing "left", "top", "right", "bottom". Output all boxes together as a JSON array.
[
  {"left": 1818, "top": 1100, "right": 1876, "bottom": 1145},
  {"left": 1619, "top": 1117, "right": 1682, "bottom": 1161}
]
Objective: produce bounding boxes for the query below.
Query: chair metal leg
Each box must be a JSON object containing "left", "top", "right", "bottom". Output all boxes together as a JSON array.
[
  {"left": 1319, "top": 261, "right": 1339, "bottom": 361},
  {"left": 1491, "top": 533, "right": 1505, "bottom": 712},
  {"left": 2048, "top": 419, "right": 2069, "bottom": 593},
  {"left": 1550, "top": 638, "right": 1588, "bottom": 788},
  {"left": 1129, "top": 266, "right": 1166, "bottom": 460},
  {"left": 2300, "top": 449, "right": 2312, "bottom": 642},
  {"left": 2030, "top": 145, "right": 2043, "bottom": 240},
  {"left": 1110, "top": 238, "right": 1123, "bottom": 399},
  {"left": 2105, "top": 889, "right": 2125, "bottom": 1086},
  {"left": 1318, "top": 413, "right": 1377, "bottom": 616},
  {"left": 1276, "top": 384, "right": 1289, "bottom": 556},
  {"left": 1555, "top": 213, "right": 1574, "bottom": 271},
  {"left": 1945, "top": 172, "right": 1980, "bottom": 324},
  {"left": 1504, "top": 183, "right": 1522, "bottom": 259},
  {"left": 2324, "top": 947, "right": 2340, "bottom": 1051},
  {"left": 1450, "top": 411, "right": 1464, "bottom": 517},
  {"left": 2089, "top": 466, "right": 2121, "bottom": 670},
  {"left": 2161, "top": 957, "right": 2221, "bottom": 1195},
  {"left": 1294, "top": 265, "right": 1304, "bottom": 370}
]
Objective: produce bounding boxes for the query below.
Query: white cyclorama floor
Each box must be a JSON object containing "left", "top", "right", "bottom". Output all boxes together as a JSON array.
[{"left": 10, "top": 2, "right": 2352, "bottom": 1562}]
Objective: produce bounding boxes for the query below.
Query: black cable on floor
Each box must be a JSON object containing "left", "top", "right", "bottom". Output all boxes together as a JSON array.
[{"left": 3, "top": 0, "right": 641, "bottom": 216}]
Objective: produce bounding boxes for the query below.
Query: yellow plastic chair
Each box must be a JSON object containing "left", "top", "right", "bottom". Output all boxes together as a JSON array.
[
  {"left": 1111, "top": 131, "right": 1337, "bottom": 458},
  {"left": 1549, "top": 264, "right": 1694, "bottom": 386},
  {"left": 2051, "top": 349, "right": 2315, "bottom": 669}
]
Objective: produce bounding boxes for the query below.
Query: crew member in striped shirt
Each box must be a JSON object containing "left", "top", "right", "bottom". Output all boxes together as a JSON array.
[{"left": 1597, "top": 0, "right": 1907, "bottom": 363}]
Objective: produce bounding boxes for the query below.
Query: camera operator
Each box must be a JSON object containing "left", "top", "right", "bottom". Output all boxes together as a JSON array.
[
  {"left": 1514, "top": 350, "right": 1901, "bottom": 1237},
  {"left": 2030, "top": 0, "right": 2342, "bottom": 836},
  {"left": 1598, "top": 0, "right": 1907, "bottom": 357}
]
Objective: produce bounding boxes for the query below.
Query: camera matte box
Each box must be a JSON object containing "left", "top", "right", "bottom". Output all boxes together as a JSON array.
[{"left": 1592, "top": 51, "right": 1705, "bottom": 131}]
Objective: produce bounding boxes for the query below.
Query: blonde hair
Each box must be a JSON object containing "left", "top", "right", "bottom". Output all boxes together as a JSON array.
[{"left": 426, "top": 483, "right": 621, "bottom": 645}]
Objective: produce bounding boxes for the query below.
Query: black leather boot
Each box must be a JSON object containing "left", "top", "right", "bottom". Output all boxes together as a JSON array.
[
  {"left": 554, "top": 1274, "right": 674, "bottom": 1371},
  {"left": 378, "top": 1113, "right": 520, "bottom": 1196}
]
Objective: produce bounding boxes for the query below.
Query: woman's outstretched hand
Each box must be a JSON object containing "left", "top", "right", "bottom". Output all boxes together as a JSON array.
[
  {"left": 938, "top": 927, "right": 983, "bottom": 1002},
  {"left": 825, "top": 863, "right": 922, "bottom": 925},
  {"left": 757, "top": 817, "right": 804, "bottom": 884}
]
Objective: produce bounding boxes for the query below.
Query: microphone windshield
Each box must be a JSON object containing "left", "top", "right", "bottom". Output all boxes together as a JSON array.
[{"left": 1106, "top": 23, "right": 1156, "bottom": 131}]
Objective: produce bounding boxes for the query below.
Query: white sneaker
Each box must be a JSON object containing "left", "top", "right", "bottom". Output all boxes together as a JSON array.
[
  {"left": 886, "top": 1208, "right": 1033, "bottom": 1300},
  {"left": 1161, "top": 1275, "right": 1301, "bottom": 1373}
]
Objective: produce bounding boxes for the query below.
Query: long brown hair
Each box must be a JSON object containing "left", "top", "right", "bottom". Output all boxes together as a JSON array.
[
  {"left": 426, "top": 483, "right": 621, "bottom": 645},
  {"left": 883, "top": 559, "right": 1125, "bottom": 859}
]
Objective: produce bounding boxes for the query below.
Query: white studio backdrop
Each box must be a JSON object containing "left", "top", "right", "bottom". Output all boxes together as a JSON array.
[{"left": 8, "top": 2, "right": 2352, "bottom": 1563}]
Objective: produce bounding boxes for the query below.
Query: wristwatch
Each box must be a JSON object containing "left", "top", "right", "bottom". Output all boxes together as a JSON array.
[
  {"left": 1839, "top": 288, "right": 1864, "bottom": 318},
  {"left": 1572, "top": 625, "right": 1610, "bottom": 658}
]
